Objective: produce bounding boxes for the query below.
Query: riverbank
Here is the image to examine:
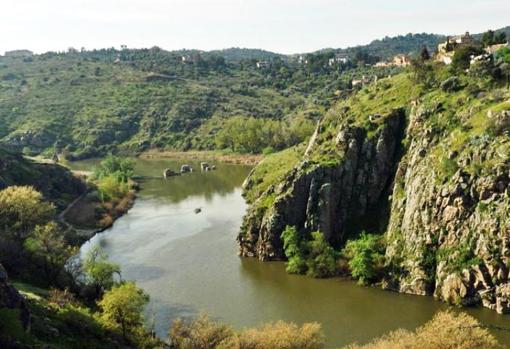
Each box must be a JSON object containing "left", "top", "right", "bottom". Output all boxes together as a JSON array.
[
  {"left": 140, "top": 150, "right": 264, "bottom": 166},
  {"left": 59, "top": 169, "right": 138, "bottom": 244}
]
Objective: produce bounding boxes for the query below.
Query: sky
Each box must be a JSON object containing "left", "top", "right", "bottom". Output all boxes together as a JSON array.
[{"left": 2, "top": 0, "right": 510, "bottom": 55}]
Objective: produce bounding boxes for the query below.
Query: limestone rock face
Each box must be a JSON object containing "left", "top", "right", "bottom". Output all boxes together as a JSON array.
[{"left": 238, "top": 109, "right": 405, "bottom": 260}]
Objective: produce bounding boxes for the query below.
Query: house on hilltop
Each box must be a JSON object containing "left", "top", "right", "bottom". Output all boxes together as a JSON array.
[
  {"left": 328, "top": 53, "right": 349, "bottom": 66},
  {"left": 256, "top": 61, "right": 271, "bottom": 69},
  {"left": 436, "top": 32, "right": 476, "bottom": 65},
  {"left": 181, "top": 53, "right": 202, "bottom": 64},
  {"left": 392, "top": 54, "right": 411, "bottom": 67}
]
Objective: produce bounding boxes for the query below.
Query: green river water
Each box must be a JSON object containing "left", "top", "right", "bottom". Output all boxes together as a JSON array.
[{"left": 72, "top": 158, "right": 510, "bottom": 348}]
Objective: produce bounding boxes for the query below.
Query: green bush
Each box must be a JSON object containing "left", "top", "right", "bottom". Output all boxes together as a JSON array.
[
  {"left": 305, "top": 232, "right": 338, "bottom": 278},
  {"left": 281, "top": 226, "right": 307, "bottom": 274},
  {"left": 281, "top": 226, "right": 338, "bottom": 278},
  {"left": 342, "top": 233, "right": 385, "bottom": 285}
]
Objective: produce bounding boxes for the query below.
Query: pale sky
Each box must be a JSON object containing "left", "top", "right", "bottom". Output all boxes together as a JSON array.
[{"left": 2, "top": 0, "right": 509, "bottom": 54}]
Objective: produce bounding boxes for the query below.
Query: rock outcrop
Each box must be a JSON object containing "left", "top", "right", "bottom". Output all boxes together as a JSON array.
[
  {"left": 384, "top": 105, "right": 510, "bottom": 313},
  {"left": 238, "top": 109, "right": 405, "bottom": 260},
  {"left": 0, "top": 263, "right": 30, "bottom": 332},
  {"left": 239, "top": 90, "right": 510, "bottom": 313}
]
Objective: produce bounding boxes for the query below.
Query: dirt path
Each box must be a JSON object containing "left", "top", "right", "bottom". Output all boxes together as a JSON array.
[{"left": 57, "top": 193, "right": 96, "bottom": 238}]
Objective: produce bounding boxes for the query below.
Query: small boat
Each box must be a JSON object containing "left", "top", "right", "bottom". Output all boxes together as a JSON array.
[{"left": 194, "top": 208, "right": 202, "bottom": 214}]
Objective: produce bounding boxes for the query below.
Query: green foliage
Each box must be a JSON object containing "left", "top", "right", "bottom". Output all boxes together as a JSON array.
[
  {"left": 92, "top": 156, "right": 134, "bottom": 201},
  {"left": 305, "top": 232, "right": 338, "bottom": 278},
  {"left": 243, "top": 146, "right": 303, "bottom": 205},
  {"left": 98, "top": 281, "right": 149, "bottom": 341},
  {"left": 437, "top": 244, "right": 482, "bottom": 274},
  {"left": 169, "top": 314, "right": 234, "bottom": 349},
  {"left": 0, "top": 186, "right": 55, "bottom": 241},
  {"left": 481, "top": 30, "right": 507, "bottom": 47},
  {"left": 215, "top": 116, "right": 314, "bottom": 154},
  {"left": 24, "top": 222, "right": 76, "bottom": 284},
  {"left": 344, "top": 311, "right": 499, "bottom": 349},
  {"left": 83, "top": 246, "right": 121, "bottom": 296},
  {"left": 96, "top": 175, "right": 130, "bottom": 202},
  {"left": 281, "top": 226, "right": 307, "bottom": 274},
  {"left": 342, "top": 233, "right": 386, "bottom": 285},
  {"left": 281, "top": 226, "right": 338, "bottom": 278},
  {"left": 93, "top": 155, "right": 134, "bottom": 182},
  {"left": 451, "top": 45, "right": 484, "bottom": 72}
]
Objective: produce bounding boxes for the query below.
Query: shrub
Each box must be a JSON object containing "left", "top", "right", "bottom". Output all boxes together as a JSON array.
[
  {"left": 305, "top": 232, "right": 337, "bottom": 278},
  {"left": 440, "top": 76, "right": 462, "bottom": 92},
  {"left": 342, "top": 233, "right": 385, "bottom": 285},
  {"left": 281, "top": 226, "right": 307, "bottom": 274},
  {"left": 169, "top": 314, "right": 234, "bottom": 349},
  {"left": 281, "top": 227, "right": 338, "bottom": 277},
  {"left": 343, "top": 311, "right": 499, "bottom": 349},
  {"left": 169, "top": 316, "right": 325, "bottom": 349},
  {"left": 232, "top": 321, "right": 324, "bottom": 349},
  {"left": 98, "top": 282, "right": 149, "bottom": 341}
]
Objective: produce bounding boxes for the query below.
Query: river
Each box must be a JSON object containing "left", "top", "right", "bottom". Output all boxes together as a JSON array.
[{"left": 72, "top": 158, "right": 510, "bottom": 348}]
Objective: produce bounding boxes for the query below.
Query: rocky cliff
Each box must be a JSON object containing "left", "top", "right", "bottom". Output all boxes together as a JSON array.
[
  {"left": 239, "top": 109, "right": 405, "bottom": 259},
  {"left": 238, "top": 73, "right": 510, "bottom": 313},
  {"left": 384, "top": 103, "right": 510, "bottom": 314}
]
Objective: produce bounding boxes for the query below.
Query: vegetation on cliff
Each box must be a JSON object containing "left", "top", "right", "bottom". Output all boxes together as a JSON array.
[{"left": 239, "top": 34, "right": 510, "bottom": 313}]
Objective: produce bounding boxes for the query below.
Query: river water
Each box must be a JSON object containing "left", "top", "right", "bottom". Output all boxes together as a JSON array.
[{"left": 73, "top": 158, "right": 510, "bottom": 348}]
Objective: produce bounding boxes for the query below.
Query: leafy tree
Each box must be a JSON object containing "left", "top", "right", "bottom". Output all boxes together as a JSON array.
[
  {"left": 84, "top": 246, "right": 121, "bottom": 296},
  {"left": 281, "top": 226, "right": 307, "bottom": 274},
  {"left": 482, "top": 30, "right": 508, "bottom": 47},
  {"left": 98, "top": 281, "right": 149, "bottom": 341},
  {"left": 411, "top": 59, "right": 435, "bottom": 88},
  {"left": 281, "top": 227, "right": 338, "bottom": 278},
  {"left": 342, "top": 233, "right": 385, "bottom": 285},
  {"left": 93, "top": 155, "right": 134, "bottom": 183},
  {"left": 24, "top": 222, "right": 76, "bottom": 284},
  {"left": 305, "top": 231, "right": 337, "bottom": 278},
  {"left": 420, "top": 46, "right": 431, "bottom": 61},
  {"left": 451, "top": 45, "right": 484, "bottom": 72},
  {"left": 0, "top": 186, "right": 55, "bottom": 241}
]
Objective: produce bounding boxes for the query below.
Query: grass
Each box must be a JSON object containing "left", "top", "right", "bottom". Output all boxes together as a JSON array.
[{"left": 243, "top": 145, "right": 304, "bottom": 204}]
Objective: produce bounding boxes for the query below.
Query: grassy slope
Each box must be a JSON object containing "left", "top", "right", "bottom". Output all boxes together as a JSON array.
[
  {"left": 3, "top": 281, "right": 121, "bottom": 349},
  {"left": 0, "top": 148, "right": 86, "bottom": 210},
  {"left": 243, "top": 67, "right": 510, "bottom": 207}
]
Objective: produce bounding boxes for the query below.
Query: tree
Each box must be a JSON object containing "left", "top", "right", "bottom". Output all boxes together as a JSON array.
[
  {"left": 93, "top": 155, "right": 134, "bottom": 183},
  {"left": 482, "top": 30, "right": 496, "bottom": 47},
  {"left": 305, "top": 231, "right": 337, "bottom": 278},
  {"left": 342, "top": 233, "right": 385, "bottom": 285},
  {"left": 420, "top": 45, "right": 430, "bottom": 61},
  {"left": 0, "top": 186, "right": 55, "bottom": 242},
  {"left": 451, "top": 45, "right": 484, "bottom": 72},
  {"left": 281, "top": 226, "right": 307, "bottom": 274},
  {"left": 24, "top": 221, "right": 76, "bottom": 284},
  {"left": 84, "top": 246, "right": 121, "bottom": 296},
  {"left": 98, "top": 282, "right": 149, "bottom": 341}
]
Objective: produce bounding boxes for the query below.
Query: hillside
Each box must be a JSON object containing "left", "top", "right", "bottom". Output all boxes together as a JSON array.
[
  {"left": 239, "top": 54, "right": 510, "bottom": 313},
  {"left": 1, "top": 27, "right": 506, "bottom": 160},
  {"left": 0, "top": 48, "right": 387, "bottom": 159},
  {"left": 0, "top": 148, "right": 85, "bottom": 210}
]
